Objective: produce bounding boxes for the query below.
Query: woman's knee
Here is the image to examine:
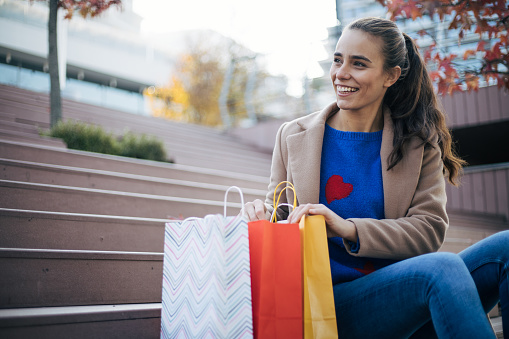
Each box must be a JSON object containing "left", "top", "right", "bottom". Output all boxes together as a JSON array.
[
  {"left": 486, "top": 230, "right": 509, "bottom": 253},
  {"left": 412, "top": 252, "right": 470, "bottom": 282},
  {"left": 459, "top": 230, "right": 509, "bottom": 265}
]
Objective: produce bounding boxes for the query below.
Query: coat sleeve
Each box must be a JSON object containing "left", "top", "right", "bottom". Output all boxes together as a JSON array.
[
  {"left": 263, "top": 122, "right": 293, "bottom": 221},
  {"left": 345, "top": 143, "right": 449, "bottom": 260}
]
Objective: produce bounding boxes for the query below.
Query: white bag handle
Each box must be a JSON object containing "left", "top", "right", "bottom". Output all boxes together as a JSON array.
[
  {"left": 224, "top": 186, "right": 245, "bottom": 217},
  {"left": 270, "top": 202, "right": 295, "bottom": 223}
]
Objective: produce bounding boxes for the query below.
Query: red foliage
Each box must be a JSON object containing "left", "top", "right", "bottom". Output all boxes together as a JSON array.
[
  {"left": 376, "top": 0, "right": 509, "bottom": 95},
  {"left": 58, "top": 0, "right": 122, "bottom": 19}
]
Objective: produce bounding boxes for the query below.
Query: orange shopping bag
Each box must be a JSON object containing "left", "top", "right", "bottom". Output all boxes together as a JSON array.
[{"left": 248, "top": 181, "right": 302, "bottom": 339}]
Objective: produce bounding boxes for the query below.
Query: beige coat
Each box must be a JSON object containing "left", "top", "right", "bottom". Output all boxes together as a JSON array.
[{"left": 265, "top": 102, "right": 448, "bottom": 260}]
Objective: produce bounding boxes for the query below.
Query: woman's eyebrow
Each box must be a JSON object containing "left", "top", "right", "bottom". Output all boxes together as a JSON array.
[{"left": 334, "top": 52, "right": 372, "bottom": 63}]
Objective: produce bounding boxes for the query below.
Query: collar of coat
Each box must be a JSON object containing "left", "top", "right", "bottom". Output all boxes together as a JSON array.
[{"left": 285, "top": 102, "right": 423, "bottom": 219}]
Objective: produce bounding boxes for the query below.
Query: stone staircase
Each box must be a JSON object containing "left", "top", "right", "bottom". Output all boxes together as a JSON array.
[
  {"left": 0, "top": 85, "right": 269, "bottom": 338},
  {"left": 0, "top": 84, "right": 505, "bottom": 338}
]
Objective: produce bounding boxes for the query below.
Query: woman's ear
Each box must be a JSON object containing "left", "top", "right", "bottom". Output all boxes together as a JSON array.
[{"left": 384, "top": 66, "right": 402, "bottom": 88}]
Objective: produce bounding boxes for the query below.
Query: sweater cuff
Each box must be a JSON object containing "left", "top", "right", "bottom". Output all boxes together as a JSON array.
[{"left": 343, "top": 237, "right": 361, "bottom": 253}]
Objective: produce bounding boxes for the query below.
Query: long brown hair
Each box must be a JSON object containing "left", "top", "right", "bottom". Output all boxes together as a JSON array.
[{"left": 348, "top": 17, "right": 465, "bottom": 185}]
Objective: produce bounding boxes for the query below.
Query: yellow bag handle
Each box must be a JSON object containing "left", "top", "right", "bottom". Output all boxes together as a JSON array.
[{"left": 271, "top": 181, "right": 297, "bottom": 223}]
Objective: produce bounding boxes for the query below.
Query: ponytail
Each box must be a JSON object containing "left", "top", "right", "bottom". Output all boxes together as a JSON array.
[{"left": 348, "top": 18, "right": 465, "bottom": 185}]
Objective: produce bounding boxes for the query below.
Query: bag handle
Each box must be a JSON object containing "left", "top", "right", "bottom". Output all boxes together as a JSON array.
[
  {"left": 270, "top": 203, "right": 296, "bottom": 223},
  {"left": 271, "top": 181, "right": 297, "bottom": 223},
  {"left": 224, "top": 186, "right": 245, "bottom": 217}
]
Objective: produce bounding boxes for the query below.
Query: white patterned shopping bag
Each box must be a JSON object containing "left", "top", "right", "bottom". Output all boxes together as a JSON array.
[{"left": 161, "top": 186, "right": 253, "bottom": 339}]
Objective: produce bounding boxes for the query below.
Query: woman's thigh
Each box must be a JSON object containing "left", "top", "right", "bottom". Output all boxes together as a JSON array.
[{"left": 333, "top": 252, "right": 491, "bottom": 339}]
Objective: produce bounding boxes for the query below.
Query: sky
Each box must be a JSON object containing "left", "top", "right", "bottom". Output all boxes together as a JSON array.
[{"left": 132, "top": 0, "right": 338, "bottom": 96}]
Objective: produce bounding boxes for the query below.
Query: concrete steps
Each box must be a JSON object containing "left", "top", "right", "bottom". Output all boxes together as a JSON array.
[
  {"left": 0, "top": 120, "right": 40, "bottom": 134},
  {"left": 0, "top": 85, "right": 273, "bottom": 175},
  {"left": 0, "top": 128, "right": 66, "bottom": 148},
  {"left": 0, "top": 83, "right": 273, "bottom": 337},
  {"left": 0, "top": 179, "right": 238, "bottom": 219},
  {"left": 440, "top": 212, "right": 508, "bottom": 253},
  {"left": 0, "top": 304, "right": 161, "bottom": 339},
  {"left": 0, "top": 158, "right": 266, "bottom": 202},
  {"left": 0, "top": 248, "right": 162, "bottom": 309},
  {"left": 0, "top": 208, "right": 166, "bottom": 252},
  {"left": 0, "top": 140, "right": 268, "bottom": 190},
  {"left": 0, "top": 112, "right": 16, "bottom": 122}
]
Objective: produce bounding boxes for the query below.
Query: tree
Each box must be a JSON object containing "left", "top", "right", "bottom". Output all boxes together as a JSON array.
[
  {"left": 42, "top": 0, "right": 122, "bottom": 127},
  {"left": 145, "top": 34, "right": 258, "bottom": 127},
  {"left": 376, "top": 0, "right": 509, "bottom": 95}
]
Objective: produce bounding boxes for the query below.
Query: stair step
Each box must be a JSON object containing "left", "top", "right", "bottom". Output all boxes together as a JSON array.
[
  {"left": 0, "top": 140, "right": 268, "bottom": 189},
  {"left": 0, "top": 179, "right": 241, "bottom": 219},
  {"left": 0, "top": 131, "right": 65, "bottom": 148},
  {"left": 0, "top": 120, "right": 39, "bottom": 134},
  {"left": 0, "top": 303, "right": 161, "bottom": 339},
  {"left": 0, "top": 112, "right": 16, "bottom": 122},
  {"left": 0, "top": 248, "right": 163, "bottom": 308},
  {"left": 0, "top": 93, "right": 273, "bottom": 165},
  {"left": 0, "top": 85, "right": 269, "bottom": 154},
  {"left": 0, "top": 158, "right": 266, "bottom": 202},
  {"left": 0, "top": 208, "right": 167, "bottom": 252}
]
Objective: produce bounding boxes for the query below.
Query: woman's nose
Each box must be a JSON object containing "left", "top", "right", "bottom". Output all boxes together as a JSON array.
[{"left": 334, "top": 64, "right": 351, "bottom": 80}]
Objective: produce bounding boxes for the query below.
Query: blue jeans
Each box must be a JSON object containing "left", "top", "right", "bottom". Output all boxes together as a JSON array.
[{"left": 333, "top": 230, "right": 509, "bottom": 338}]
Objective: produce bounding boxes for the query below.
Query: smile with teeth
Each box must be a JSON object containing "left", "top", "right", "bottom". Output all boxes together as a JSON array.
[{"left": 338, "top": 86, "right": 359, "bottom": 93}]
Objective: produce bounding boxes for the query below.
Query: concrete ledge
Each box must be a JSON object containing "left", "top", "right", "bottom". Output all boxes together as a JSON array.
[
  {"left": 0, "top": 133, "right": 65, "bottom": 148},
  {"left": 0, "top": 157, "right": 266, "bottom": 202},
  {"left": 0, "top": 208, "right": 167, "bottom": 252},
  {"left": 0, "top": 303, "right": 161, "bottom": 339},
  {"left": 0, "top": 140, "right": 268, "bottom": 189},
  {"left": 0, "top": 179, "right": 239, "bottom": 218},
  {"left": 0, "top": 120, "right": 39, "bottom": 134},
  {"left": 0, "top": 248, "right": 163, "bottom": 308},
  {"left": 0, "top": 303, "right": 161, "bottom": 327},
  {"left": 0, "top": 112, "right": 16, "bottom": 122}
]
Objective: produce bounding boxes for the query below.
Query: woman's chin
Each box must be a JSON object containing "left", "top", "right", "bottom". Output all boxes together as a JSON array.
[{"left": 336, "top": 99, "right": 353, "bottom": 110}]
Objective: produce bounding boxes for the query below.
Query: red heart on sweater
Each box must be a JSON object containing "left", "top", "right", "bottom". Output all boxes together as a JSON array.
[{"left": 325, "top": 175, "right": 353, "bottom": 204}]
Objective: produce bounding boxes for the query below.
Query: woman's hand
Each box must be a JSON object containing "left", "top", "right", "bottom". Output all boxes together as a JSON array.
[
  {"left": 243, "top": 199, "right": 268, "bottom": 222},
  {"left": 287, "top": 204, "right": 358, "bottom": 242}
]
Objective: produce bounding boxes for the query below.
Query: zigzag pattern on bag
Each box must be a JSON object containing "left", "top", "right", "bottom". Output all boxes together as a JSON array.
[{"left": 161, "top": 214, "right": 253, "bottom": 338}]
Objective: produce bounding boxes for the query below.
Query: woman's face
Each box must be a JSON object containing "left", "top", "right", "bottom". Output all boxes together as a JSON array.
[{"left": 330, "top": 29, "right": 399, "bottom": 115}]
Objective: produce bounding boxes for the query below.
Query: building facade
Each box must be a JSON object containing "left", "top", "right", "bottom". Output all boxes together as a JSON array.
[{"left": 0, "top": 0, "right": 179, "bottom": 115}]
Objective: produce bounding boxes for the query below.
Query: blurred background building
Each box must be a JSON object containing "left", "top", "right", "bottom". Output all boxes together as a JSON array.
[{"left": 0, "top": 0, "right": 175, "bottom": 115}]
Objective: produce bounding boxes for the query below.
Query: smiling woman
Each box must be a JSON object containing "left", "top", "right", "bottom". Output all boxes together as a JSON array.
[
  {"left": 328, "top": 29, "right": 400, "bottom": 133},
  {"left": 243, "top": 17, "right": 509, "bottom": 338}
]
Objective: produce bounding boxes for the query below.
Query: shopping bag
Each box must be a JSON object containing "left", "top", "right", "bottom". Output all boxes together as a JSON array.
[
  {"left": 299, "top": 214, "right": 338, "bottom": 339},
  {"left": 161, "top": 186, "right": 253, "bottom": 339},
  {"left": 248, "top": 181, "right": 302, "bottom": 339}
]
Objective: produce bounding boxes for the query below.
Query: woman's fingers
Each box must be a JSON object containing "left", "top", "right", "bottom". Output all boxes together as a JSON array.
[
  {"left": 254, "top": 200, "right": 266, "bottom": 220},
  {"left": 243, "top": 199, "right": 267, "bottom": 221},
  {"left": 287, "top": 203, "right": 313, "bottom": 223}
]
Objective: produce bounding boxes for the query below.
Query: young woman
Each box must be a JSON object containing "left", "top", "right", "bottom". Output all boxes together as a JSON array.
[{"left": 244, "top": 17, "right": 508, "bottom": 338}]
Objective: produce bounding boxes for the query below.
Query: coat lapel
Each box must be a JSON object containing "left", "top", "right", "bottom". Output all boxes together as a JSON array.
[
  {"left": 286, "top": 103, "right": 339, "bottom": 205},
  {"left": 381, "top": 108, "right": 423, "bottom": 219},
  {"left": 287, "top": 125, "right": 324, "bottom": 205}
]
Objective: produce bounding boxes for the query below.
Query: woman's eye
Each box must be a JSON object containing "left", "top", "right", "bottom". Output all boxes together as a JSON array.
[
  {"left": 333, "top": 58, "right": 342, "bottom": 63},
  {"left": 354, "top": 61, "right": 366, "bottom": 67}
]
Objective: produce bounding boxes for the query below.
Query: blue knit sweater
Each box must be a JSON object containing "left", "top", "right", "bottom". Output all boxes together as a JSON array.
[{"left": 320, "top": 124, "right": 397, "bottom": 284}]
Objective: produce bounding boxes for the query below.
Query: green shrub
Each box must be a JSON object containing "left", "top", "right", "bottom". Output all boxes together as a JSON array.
[
  {"left": 47, "top": 120, "right": 169, "bottom": 162},
  {"left": 119, "top": 132, "right": 167, "bottom": 162},
  {"left": 49, "top": 120, "right": 120, "bottom": 155}
]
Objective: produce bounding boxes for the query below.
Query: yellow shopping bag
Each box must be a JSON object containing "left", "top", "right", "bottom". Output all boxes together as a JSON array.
[{"left": 299, "top": 215, "right": 338, "bottom": 339}]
